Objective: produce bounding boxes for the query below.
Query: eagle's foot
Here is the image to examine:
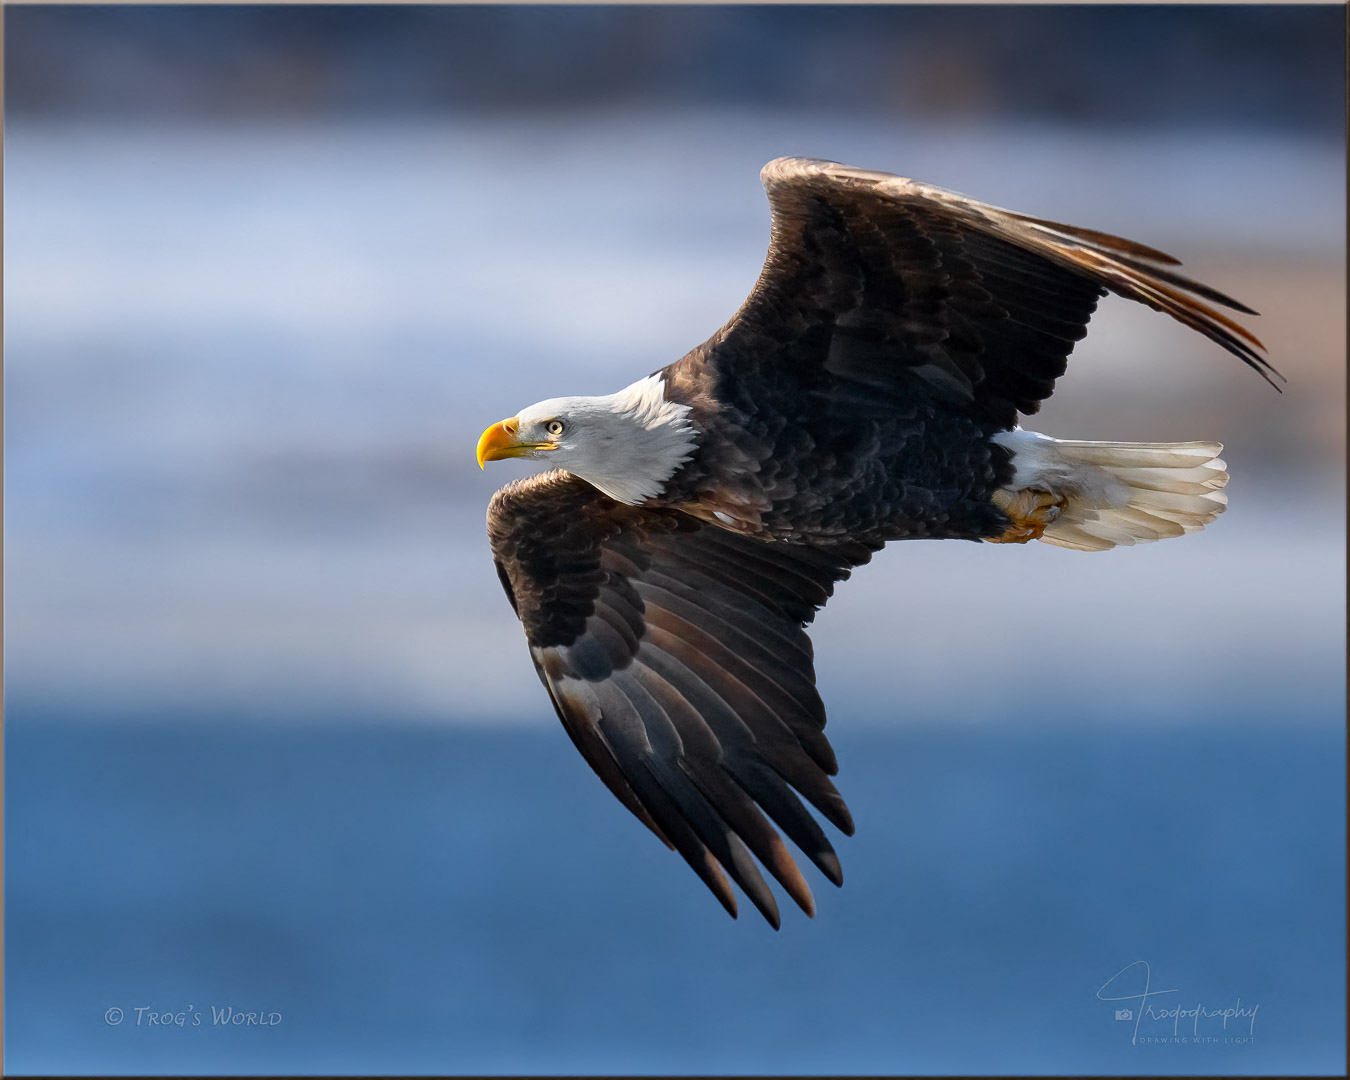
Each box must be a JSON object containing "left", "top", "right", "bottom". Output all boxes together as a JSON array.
[{"left": 988, "top": 488, "right": 1065, "bottom": 544}]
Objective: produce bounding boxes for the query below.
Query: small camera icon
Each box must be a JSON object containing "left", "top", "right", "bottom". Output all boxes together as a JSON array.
[{"left": 1114, "top": 1009, "right": 1133, "bottom": 1021}]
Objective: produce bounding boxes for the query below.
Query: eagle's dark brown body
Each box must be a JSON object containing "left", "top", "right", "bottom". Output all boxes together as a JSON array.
[
  {"left": 480, "top": 158, "right": 1275, "bottom": 927},
  {"left": 659, "top": 343, "right": 1017, "bottom": 544}
]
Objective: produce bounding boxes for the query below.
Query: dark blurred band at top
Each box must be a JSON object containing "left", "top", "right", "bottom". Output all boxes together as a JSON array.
[{"left": 5, "top": 4, "right": 1345, "bottom": 135}]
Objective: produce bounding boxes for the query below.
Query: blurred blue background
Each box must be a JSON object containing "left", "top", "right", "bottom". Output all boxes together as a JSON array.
[{"left": 4, "top": 5, "right": 1345, "bottom": 1075}]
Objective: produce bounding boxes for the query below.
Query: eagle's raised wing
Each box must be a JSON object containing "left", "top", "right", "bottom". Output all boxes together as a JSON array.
[
  {"left": 487, "top": 470, "right": 877, "bottom": 927},
  {"left": 692, "top": 157, "right": 1278, "bottom": 430}
]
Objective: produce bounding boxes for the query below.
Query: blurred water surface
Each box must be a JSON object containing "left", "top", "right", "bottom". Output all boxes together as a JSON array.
[{"left": 6, "top": 719, "right": 1345, "bottom": 1075}]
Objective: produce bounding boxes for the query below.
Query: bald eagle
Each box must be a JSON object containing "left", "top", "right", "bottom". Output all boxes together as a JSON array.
[{"left": 476, "top": 158, "right": 1278, "bottom": 927}]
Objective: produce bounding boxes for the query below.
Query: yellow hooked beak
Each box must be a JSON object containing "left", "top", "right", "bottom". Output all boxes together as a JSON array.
[{"left": 476, "top": 417, "right": 557, "bottom": 468}]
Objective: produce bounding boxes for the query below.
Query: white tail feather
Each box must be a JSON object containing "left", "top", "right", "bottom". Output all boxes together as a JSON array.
[{"left": 992, "top": 430, "right": 1229, "bottom": 551}]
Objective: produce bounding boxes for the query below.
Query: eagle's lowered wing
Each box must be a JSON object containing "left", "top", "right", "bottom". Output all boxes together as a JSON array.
[
  {"left": 487, "top": 470, "right": 876, "bottom": 927},
  {"left": 697, "top": 157, "right": 1277, "bottom": 431}
]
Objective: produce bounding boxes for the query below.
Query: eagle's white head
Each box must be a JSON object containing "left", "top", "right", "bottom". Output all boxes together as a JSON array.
[{"left": 476, "top": 374, "right": 698, "bottom": 505}]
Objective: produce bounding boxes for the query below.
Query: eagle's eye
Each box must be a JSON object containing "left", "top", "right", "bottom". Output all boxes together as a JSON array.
[{"left": 546, "top": 420, "right": 566, "bottom": 437}]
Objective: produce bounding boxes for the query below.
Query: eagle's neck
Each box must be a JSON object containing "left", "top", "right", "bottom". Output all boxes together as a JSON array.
[{"left": 583, "top": 374, "right": 697, "bottom": 506}]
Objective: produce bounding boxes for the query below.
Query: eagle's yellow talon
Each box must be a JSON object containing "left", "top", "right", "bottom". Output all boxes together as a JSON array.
[{"left": 988, "top": 488, "right": 1065, "bottom": 544}]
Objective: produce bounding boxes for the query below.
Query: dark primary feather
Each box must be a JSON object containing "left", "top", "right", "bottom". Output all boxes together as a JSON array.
[
  {"left": 695, "top": 158, "right": 1278, "bottom": 428},
  {"left": 488, "top": 471, "right": 876, "bottom": 927}
]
